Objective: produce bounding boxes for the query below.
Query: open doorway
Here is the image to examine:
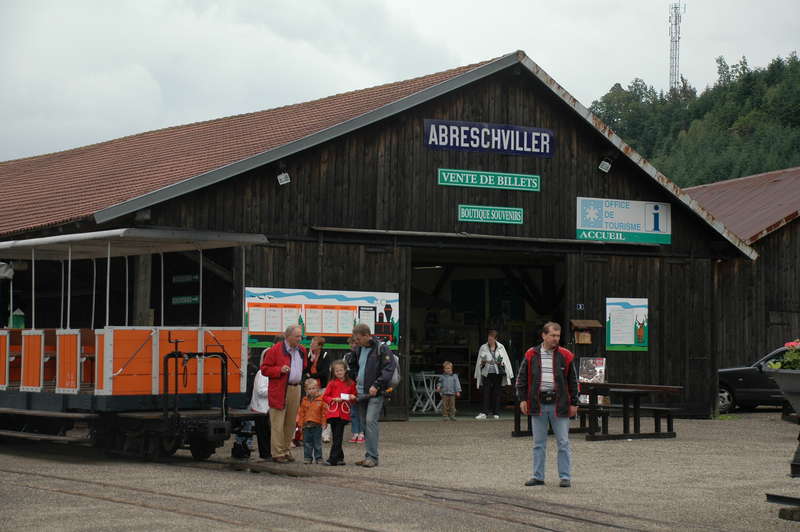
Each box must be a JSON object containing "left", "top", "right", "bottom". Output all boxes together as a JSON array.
[{"left": 408, "top": 249, "right": 566, "bottom": 413}]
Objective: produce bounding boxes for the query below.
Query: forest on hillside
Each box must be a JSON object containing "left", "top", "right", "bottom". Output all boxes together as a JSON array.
[{"left": 589, "top": 53, "right": 800, "bottom": 187}]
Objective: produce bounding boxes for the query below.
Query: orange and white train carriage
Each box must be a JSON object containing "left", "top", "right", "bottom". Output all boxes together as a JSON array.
[{"left": 0, "top": 228, "right": 266, "bottom": 459}]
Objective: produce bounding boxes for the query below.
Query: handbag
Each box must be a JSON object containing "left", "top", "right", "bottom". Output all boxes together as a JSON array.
[
  {"left": 497, "top": 357, "right": 507, "bottom": 376},
  {"left": 490, "top": 348, "right": 506, "bottom": 376}
]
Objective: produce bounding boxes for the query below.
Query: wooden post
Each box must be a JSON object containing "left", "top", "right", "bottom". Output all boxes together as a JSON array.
[{"left": 133, "top": 255, "right": 152, "bottom": 326}]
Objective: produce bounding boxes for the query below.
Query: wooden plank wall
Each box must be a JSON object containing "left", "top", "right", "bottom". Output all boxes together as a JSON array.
[
  {"left": 715, "top": 220, "right": 800, "bottom": 369},
  {"left": 566, "top": 253, "right": 715, "bottom": 414},
  {"left": 146, "top": 65, "right": 741, "bottom": 416},
  {"left": 149, "top": 68, "right": 731, "bottom": 260}
]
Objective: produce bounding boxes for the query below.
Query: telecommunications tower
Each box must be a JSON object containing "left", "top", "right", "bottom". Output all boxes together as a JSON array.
[{"left": 669, "top": 2, "right": 685, "bottom": 91}]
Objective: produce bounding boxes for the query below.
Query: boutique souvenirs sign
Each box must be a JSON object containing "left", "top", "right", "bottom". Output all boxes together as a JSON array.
[
  {"left": 424, "top": 119, "right": 555, "bottom": 157},
  {"left": 576, "top": 197, "right": 672, "bottom": 244},
  {"left": 458, "top": 204, "right": 523, "bottom": 225}
]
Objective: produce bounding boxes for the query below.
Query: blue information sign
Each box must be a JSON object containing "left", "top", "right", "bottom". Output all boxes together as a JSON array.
[{"left": 424, "top": 119, "right": 555, "bottom": 157}]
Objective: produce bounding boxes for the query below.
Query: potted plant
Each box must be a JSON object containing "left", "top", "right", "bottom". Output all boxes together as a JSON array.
[{"left": 764, "top": 339, "right": 800, "bottom": 477}]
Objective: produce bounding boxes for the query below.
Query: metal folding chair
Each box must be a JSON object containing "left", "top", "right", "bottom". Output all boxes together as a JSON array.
[
  {"left": 421, "top": 371, "right": 441, "bottom": 413},
  {"left": 410, "top": 372, "right": 427, "bottom": 413}
]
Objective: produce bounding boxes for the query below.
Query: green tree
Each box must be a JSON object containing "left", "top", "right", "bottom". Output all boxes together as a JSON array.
[{"left": 591, "top": 53, "right": 800, "bottom": 187}]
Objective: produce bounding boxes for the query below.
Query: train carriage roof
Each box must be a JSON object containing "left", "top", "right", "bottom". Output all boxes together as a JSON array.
[{"left": 0, "top": 227, "right": 267, "bottom": 260}]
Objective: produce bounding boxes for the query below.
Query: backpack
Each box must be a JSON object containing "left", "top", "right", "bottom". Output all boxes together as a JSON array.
[{"left": 378, "top": 341, "right": 401, "bottom": 390}]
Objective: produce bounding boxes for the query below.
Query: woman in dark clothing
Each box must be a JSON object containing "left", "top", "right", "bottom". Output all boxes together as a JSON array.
[{"left": 306, "top": 336, "right": 331, "bottom": 388}]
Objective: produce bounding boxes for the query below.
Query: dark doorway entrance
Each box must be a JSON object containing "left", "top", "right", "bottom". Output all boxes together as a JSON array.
[{"left": 408, "top": 249, "right": 566, "bottom": 411}]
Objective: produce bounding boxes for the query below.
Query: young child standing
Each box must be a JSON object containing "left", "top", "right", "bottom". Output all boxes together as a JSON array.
[
  {"left": 436, "top": 361, "right": 461, "bottom": 421},
  {"left": 322, "top": 360, "right": 357, "bottom": 466},
  {"left": 296, "top": 378, "right": 326, "bottom": 464}
]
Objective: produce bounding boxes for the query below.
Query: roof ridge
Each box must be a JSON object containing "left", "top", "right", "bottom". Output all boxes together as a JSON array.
[{"left": 0, "top": 57, "right": 498, "bottom": 165}]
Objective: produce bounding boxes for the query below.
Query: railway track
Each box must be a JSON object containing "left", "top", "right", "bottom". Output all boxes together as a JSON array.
[
  {"left": 1, "top": 443, "right": 721, "bottom": 531},
  {"left": 0, "top": 466, "right": 378, "bottom": 532},
  {"left": 176, "top": 457, "right": 718, "bottom": 531}
]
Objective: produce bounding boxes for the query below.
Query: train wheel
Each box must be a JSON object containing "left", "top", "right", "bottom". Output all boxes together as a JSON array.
[
  {"left": 160, "top": 435, "right": 182, "bottom": 457},
  {"left": 189, "top": 439, "right": 215, "bottom": 461},
  {"left": 144, "top": 435, "right": 162, "bottom": 461}
]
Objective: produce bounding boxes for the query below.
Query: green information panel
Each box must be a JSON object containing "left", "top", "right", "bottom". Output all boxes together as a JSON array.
[
  {"left": 457, "top": 204, "right": 524, "bottom": 225},
  {"left": 577, "top": 197, "right": 671, "bottom": 244},
  {"left": 438, "top": 168, "right": 540, "bottom": 191},
  {"left": 605, "top": 297, "right": 648, "bottom": 351}
]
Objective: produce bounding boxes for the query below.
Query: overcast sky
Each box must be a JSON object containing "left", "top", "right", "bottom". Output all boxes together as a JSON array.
[{"left": 1, "top": 0, "right": 797, "bottom": 161}]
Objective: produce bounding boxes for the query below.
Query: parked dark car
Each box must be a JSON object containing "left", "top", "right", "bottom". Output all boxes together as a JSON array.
[{"left": 718, "top": 346, "right": 788, "bottom": 413}]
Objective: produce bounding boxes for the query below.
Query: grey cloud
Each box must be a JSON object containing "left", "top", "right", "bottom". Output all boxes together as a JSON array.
[{"left": 1, "top": 0, "right": 797, "bottom": 161}]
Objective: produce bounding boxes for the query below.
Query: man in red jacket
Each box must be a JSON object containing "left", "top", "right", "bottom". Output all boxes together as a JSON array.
[
  {"left": 261, "top": 324, "right": 307, "bottom": 462},
  {"left": 516, "top": 322, "right": 578, "bottom": 488}
]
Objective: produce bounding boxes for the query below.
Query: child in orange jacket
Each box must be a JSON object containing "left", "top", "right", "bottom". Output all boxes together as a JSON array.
[
  {"left": 296, "top": 378, "right": 327, "bottom": 464},
  {"left": 322, "top": 360, "right": 357, "bottom": 466}
]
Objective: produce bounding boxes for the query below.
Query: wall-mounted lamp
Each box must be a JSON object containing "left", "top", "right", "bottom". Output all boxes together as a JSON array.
[
  {"left": 276, "top": 172, "right": 291, "bottom": 186},
  {"left": 598, "top": 157, "right": 613, "bottom": 173}
]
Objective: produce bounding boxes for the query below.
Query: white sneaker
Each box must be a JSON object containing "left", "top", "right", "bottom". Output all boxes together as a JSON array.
[
  {"left": 475, "top": 413, "right": 487, "bottom": 420},
  {"left": 493, "top": 414, "right": 500, "bottom": 420}
]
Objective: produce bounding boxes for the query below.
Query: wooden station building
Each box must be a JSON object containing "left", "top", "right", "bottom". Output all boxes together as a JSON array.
[{"left": 0, "top": 51, "right": 759, "bottom": 418}]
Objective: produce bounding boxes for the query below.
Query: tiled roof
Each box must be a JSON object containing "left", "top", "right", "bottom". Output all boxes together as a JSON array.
[
  {"left": 0, "top": 50, "right": 758, "bottom": 260},
  {"left": 685, "top": 166, "right": 800, "bottom": 244},
  {"left": 0, "top": 58, "right": 493, "bottom": 236}
]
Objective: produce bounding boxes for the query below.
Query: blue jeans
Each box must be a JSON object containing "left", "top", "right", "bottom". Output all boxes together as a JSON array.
[
  {"left": 359, "top": 395, "right": 384, "bottom": 463},
  {"left": 350, "top": 401, "right": 363, "bottom": 435},
  {"left": 303, "top": 424, "right": 323, "bottom": 461},
  {"left": 531, "top": 403, "right": 571, "bottom": 481}
]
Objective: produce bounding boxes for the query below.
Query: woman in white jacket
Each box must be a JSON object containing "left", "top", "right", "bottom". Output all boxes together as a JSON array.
[
  {"left": 250, "top": 350, "right": 271, "bottom": 460},
  {"left": 474, "top": 330, "right": 514, "bottom": 419}
]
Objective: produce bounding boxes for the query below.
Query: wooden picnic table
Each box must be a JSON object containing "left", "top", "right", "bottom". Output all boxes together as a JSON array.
[
  {"left": 510, "top": 382, "right": 684, "bottom": 439},
  {"left": 581, "top": 382, "right": 683, "bottom": 441}
]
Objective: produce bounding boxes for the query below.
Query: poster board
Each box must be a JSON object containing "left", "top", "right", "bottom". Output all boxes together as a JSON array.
[
  {"left": 578, "top": 357, "right": 606, "bottom": 404},
  {"left": 246, "top": 287, "right": 400, "bottom": 350},
  {"left": 605, "top": 298, "right": 648, "bottom": 351}
]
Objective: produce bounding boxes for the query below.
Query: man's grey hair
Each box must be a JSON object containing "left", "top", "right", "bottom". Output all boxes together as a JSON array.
[
  {"left": 352, "top": 323, "right": 372, "bottom": 336},
  {"left": 542, "top": 321, "right": 562, "bottom": 334},
  {"left": 285, "top": 324, "right": 302, "bottom": 337}
]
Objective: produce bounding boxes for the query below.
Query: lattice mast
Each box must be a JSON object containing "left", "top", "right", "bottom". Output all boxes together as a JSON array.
[{"left": 669, "top": 3, "right": 685, "bottom": 91}]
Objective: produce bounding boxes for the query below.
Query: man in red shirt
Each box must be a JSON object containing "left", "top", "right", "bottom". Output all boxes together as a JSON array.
[
  {"left": 260, "top": 324, "right": 307, "bottom": 462},
  {"left": 516, "top": 322, "right": 578, "bottom": 487}
]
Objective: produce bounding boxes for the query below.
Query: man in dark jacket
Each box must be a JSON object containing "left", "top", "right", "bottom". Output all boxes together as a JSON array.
[
  {"left": 349, "top": 323, "right": 396, "bottom": 467},
  {"left": 516, "top": 322, "right": 578, "bottom": 487}
]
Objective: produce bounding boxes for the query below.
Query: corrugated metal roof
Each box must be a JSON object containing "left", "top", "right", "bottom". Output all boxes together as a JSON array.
[{"left": 685, "top": 166, "right": 800, "bottom": 244}]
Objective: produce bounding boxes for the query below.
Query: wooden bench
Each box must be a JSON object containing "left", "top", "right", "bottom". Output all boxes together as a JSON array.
[
  {"left": 582, "top": 403, "right": 680, "bottom": 440},
  {"left": 649, "top": 405, "right": 678, "bottom": 434},
  {"left": 577, "top": 404, "right": 609, "bottom": 433}
]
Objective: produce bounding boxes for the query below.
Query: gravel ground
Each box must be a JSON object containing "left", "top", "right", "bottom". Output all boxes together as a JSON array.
[
  {"left": 0, "top": 409, "right": 798, "bottom": 530},
  {"left": 269, "top": 408, "right": 800, "bottom": 530}
]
